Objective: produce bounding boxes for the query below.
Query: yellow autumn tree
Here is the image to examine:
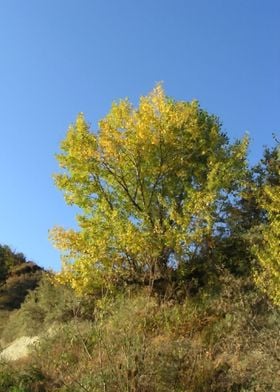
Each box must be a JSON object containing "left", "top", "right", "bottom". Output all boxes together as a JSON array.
[{"left": 51, "top": 85, "right": 248, "bottom": 294}]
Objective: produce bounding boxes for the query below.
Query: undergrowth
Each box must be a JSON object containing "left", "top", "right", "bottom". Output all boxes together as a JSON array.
[{"left": 0, "top": 272, "right": 279, "bottom": 391}]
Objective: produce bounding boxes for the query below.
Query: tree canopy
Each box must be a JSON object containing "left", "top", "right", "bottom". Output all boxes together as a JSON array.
[{"left": 51, "top": 85, "right": 249, "bottom": 294}]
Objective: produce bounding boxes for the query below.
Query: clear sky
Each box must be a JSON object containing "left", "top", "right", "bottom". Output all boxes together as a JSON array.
[{"left": 0, "top": 0, "right": 279, "bottom": 271}]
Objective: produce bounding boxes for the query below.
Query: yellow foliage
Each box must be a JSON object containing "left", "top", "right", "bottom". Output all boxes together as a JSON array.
[{"left": 51, "top": 85, "right": 248, "bottom": 294}]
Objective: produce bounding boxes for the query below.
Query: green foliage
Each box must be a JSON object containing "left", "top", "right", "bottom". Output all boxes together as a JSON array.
[
  {"left": 253, "top": 181, "right": 280, "bottom": 305},
  {"left": 214, "top": 143, "right": 280, "bottom": 283},
  {"left": 253, "top": 144, "right": 280, "bottom": 187},
  {"left": 241, "top": 143, "right": 280, "bottom": 305}
]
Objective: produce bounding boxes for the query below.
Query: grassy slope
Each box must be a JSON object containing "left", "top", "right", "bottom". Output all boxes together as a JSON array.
[{"left": 0, "top": 272, "right": 279, "bottom": 392}]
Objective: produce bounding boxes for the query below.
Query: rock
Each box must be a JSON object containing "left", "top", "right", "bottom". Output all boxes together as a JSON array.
[{"left": 0, "top": 336, "right": 39, "bottom": 361}]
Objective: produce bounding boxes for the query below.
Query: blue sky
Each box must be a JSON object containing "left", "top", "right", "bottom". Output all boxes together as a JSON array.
[{"left": 0, "top": 0, "right": 279, "bottom": 271}]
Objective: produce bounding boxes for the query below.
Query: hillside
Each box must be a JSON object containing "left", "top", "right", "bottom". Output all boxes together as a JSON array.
[
  {"left": 0, "top": 243, "right": 279, "bottom": 391},
  {"left": 0, "top": 245, "right": 44, "bottom": 339},
  {"left": 0, "top": 272, "right": 279, "bottom": 391},
  {"left": 0, "top": 261, "right": 43, "bottom": 311}
]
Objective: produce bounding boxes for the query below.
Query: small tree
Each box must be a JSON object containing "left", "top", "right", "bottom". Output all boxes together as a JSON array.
[{"left": 51, "top": 85, "right": 248, "bottom": 294}]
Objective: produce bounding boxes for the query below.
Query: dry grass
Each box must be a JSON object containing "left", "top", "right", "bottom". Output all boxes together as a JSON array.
[{"left": 0, "top": 273, "right": 279, "bottom": 391}]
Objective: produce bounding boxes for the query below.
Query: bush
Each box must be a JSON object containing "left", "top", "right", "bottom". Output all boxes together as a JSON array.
[{"left": 0, "top": 359, "right": 52, "bottom": 392}]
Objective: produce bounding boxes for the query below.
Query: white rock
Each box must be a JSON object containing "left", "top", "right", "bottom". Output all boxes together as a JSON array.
[{"left": 0, "top": 336, "right": 39, "bottom": 361}]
